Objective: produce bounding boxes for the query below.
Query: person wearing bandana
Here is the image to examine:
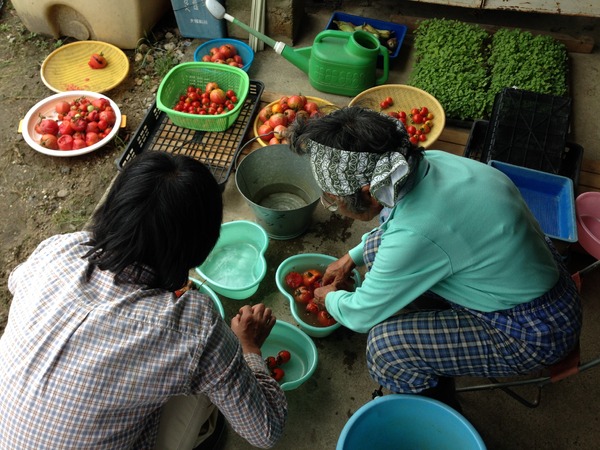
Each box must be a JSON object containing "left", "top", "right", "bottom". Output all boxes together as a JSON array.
[{"left": 287, "top": 106, "right": 582, "bottom": 411}]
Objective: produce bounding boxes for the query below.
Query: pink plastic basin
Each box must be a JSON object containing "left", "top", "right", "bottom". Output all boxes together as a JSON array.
[{"left": 576, "top": 192, "right": 600, "bottom": 260}]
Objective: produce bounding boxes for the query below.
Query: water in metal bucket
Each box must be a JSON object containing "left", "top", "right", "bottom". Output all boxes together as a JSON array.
[{"left": 235, "top": 144, "right": 321, "bottom": 240}]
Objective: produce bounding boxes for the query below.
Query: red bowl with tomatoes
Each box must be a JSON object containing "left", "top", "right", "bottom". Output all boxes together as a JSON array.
[
  {"left": 21, "top": 90, "right": 122, "bottom": 157},
  {"left": 275, "top": 253, "right": 362, "bottom": 338},
  {"left": 193, "top": 38, "right": 254, "bottom": 73}
]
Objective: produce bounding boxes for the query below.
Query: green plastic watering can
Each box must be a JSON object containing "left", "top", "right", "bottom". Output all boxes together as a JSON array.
[{"left": 205, "top": 0, "right": 389, "bottom": 97}]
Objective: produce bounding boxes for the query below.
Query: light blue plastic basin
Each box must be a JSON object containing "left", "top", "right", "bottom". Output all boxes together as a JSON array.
[
  {"left": 275, "top": 253, "right": 361, "bottom": 338},
  {"left": 261, "top": 320, "right": 318, "bottom": 391},
  {"left": 337, "top": 394, "right": 487, "bottom": 450},
  {"left": 196, "top": 220, "right": 268, "bottom": 300}
]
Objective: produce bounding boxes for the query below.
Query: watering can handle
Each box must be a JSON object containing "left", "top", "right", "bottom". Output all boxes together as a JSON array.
[
  {"left": 314, "top": 29, "right": 355, "bottom": 44},
  {"left": 376, "top": 47, "right": 389, "bottom": 86}
]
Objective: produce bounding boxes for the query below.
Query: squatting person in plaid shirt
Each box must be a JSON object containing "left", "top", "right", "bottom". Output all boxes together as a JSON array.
[
  {"left": 287, "top": 106, "right": 582, "bottom": 411},
  {"left": 0, "top": 151, "right": 287, "bottom": 449}
]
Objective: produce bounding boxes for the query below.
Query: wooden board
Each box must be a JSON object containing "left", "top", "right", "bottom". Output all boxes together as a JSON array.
[{"left": 390, "top": 14, "right": 595, "bottom": 54}]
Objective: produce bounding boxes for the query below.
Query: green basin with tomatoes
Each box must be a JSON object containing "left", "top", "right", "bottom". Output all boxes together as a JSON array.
[
  {"left": 261, "top": 320, "right": 318, "bottom": 391},
  {"left": 275, "top": 253, "right": 362, "bottom": 338}
]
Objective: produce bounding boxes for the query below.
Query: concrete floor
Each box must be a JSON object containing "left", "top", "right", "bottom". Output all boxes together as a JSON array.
[{"left": 210, "top": 3, "right": 600, "bottom": 449}]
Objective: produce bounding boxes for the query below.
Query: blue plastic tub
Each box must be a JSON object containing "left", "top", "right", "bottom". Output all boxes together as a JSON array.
[
  {"left": 489, "top": 160, "right": 577, "bottom": 242},
  {"left": 336, "top": 395, "right": 486, "bottom": 450},
  {"left": 194, "top": 38, "right": 254, "bottom": 72},
  {"left": 325, "top": 11, "right": 407, "bottom": 66}
]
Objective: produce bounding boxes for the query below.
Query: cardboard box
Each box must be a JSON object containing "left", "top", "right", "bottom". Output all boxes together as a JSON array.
[{"left": 171, "top": 0, "right": 226, "bottom": 40}]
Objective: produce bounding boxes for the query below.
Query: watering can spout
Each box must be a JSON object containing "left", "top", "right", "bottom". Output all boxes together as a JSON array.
[{"left": 275, "top": 42, "right": 310, "bottom": 75}]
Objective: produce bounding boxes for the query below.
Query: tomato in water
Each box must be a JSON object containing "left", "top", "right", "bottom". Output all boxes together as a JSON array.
[
  {"left": 265, "top": 356, "right": 278, "bottom": 369},
  {"left": 305, "top": 301, "right": 319, "bottom": 315},
  {"left": 277, "top": 350, "right": 291, "bottom": 365},
  {"left": 317, "top": 310, "right": 337, "bottom": 327},
  {"left": 284, "top": 271, "right": 303, "bottom": 289},
  {"left": 302, "top": 269, "right": 322, "bottom": 288},
  {"left": 293, "top": 286, "right": 313, "bottom": 304},
  {"left": 271, "top": 367, "right": 285, "bottom": 382}
]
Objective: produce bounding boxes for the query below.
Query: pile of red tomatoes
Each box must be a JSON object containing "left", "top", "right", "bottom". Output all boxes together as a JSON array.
[
  {"left": 379, "top": 96, "right": 436, "bottom": 145},
  {"left": 284, "top": 269, "right": 337, "bottom": 328},
  {"left": 35, "top": 96, "right": 117, "bottom": 151},
  {"left": 197, "top": 42, "right": 245, "bottom": 69},
  {"left": 172, "top": 82, "right": 240, "bottom": 116},
  {"left": 256, "top": 94, "right": 325, "bottom": 145},
  {"left": 264, "top": 350, "right": 291, "bottom": 382}
]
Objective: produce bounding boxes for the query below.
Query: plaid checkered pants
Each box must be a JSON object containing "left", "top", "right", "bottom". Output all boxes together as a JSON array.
[{"left": 363, "top": 229, "right": 582, "bottom": 393}]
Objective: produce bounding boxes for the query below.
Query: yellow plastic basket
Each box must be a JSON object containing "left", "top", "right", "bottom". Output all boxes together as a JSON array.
[{"left": 157, "top": 62, "right": 250, "bottom": 132}]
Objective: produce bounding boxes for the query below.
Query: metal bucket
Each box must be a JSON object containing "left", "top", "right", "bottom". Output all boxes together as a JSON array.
[{"left": 235, "top": 144, "right": 320, "bottom": 240}]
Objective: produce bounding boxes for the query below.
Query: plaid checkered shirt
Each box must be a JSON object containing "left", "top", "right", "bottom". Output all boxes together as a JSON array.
[{"left": 0, "top": 232, "right": 287, "bottom": 449}]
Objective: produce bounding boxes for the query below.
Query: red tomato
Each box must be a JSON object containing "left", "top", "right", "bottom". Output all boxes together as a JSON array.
[
  {"left": 420, "top": 106, "right": 429, "bottom": 115},
  {"left": 55, "top": 101, "right": 70, "bottom": 115},
  {"left": 257, "top": 123, "right": 274, "bottom": 141},
  {"left": 38, "top": 118, "right": 59, "bottom": 136},
  {"left": 88, "top": 52, "right": 108, "bottom": 69},
  {"left": 302, "top": 269, "right": 322, "bottom": 288},
  {"left": 277, "top": 350, "right": 291, "bottom": 365},
  {"left": 412, "top": 113, "right": 424, "bottom": 124},
  {"left": 406, "top": 125, "right": 417, "bottom": 135},
  {"left": 57, "top": 135, "right": 73, "bottom": 150},
  {"left": 284, "top": 271, "right": 303, "bottom": 289},
  {"left": 39, "top": 134, "right": 58, "bottom": 150},
  {"left": 72, "top": 138, "right": 87, "bottom": 150},
  {"left": 99, "top": 109, "right": 117, "bottom": 127},
  {"left": 265, "top": 356, "right": 278, "bottom": 369},
  {"left": 271, "top": 367, "right": 285, "bottom": 381},
  {"left": 205, "top": 81, "right": 219, "bottom": 93},
  {"left": 70, "top": 117, "right": 87, "bottom": 133},
  {"left": 85, "top": 132, "right": 101, "bottom": 146},
  {"left": 91, "top": 98, "right": 109, "bottom": 110},
  {"left": 317, "top": 310, "right": 337, "bottom": 327},
  {"left": 293, "top": 286, "right": 313, "bottom": 304},
  {"left": 305, "top": 301, "right": 319, "bottom": 315},
  {"left": 409, "top": 135, "right": 419, "bottom": 145}
]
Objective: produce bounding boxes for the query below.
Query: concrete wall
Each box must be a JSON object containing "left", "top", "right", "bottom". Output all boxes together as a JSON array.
[{"left": 226, "top": 0, "right": 306, "bottom": 45}]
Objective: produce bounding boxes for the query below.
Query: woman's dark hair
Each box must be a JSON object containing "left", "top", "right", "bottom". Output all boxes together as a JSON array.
[
  {"left": 286, "top": 106, "right": 424, "bottom": 214},
  {"left": 85, "top": 151, "right": 223, "bottom": 291}
]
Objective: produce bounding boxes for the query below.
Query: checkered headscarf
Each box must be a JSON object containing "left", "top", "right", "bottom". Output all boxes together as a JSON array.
[{"left": 307, "top": 139, "right": 411, "bottom": 208}]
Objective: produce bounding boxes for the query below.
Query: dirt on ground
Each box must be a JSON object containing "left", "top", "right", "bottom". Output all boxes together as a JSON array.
[{"left": 0, "top": 4, "right": 192, "bottom": 331}]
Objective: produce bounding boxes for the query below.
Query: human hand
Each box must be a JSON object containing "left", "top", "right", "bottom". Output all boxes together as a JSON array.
[
  {"left": 322, "top": 253, "right": 356, "bottom": 286},
  {"left": 314, "top": 276, "right": 356, "bottom": 306},
  {"left": 230, "top": 304, "right": 275, "bottom": 355}
]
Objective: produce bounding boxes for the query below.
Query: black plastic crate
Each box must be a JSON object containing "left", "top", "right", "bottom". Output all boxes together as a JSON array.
[
  {"left": 484, "top": 88, "right": 572, "bottom": 174},
  {"left": 117, "top": 80, "right": 265, "bottom": 190},
  {"left": 464, "top": 119, "right": 583, "bottom": 188}
]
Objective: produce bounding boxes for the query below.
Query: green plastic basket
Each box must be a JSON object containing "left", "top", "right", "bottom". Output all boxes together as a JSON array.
[{"left": 156, "top": 62, "right": 250, "bottom": 132}]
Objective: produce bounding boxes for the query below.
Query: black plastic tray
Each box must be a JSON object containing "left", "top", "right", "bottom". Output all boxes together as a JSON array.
[
  {"left": 117, "top": 80, "right": 265, "bottom": 189},
  {"left": 464, "top": 119, "right": 583, "bottom": 188},
  {"left": 484, "top": 88, "right": 572, "bottom": 175}
]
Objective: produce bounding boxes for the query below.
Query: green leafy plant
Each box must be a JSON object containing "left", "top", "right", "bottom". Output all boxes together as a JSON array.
[
  {"left": 487, "top": 28, "right": 568, "bottom": 105},
  {"left": 408, "top": 19, "right": 491, "bottom": 121},
  {"left": 408, "top": 18, "right": 569, "bottom": 121}
]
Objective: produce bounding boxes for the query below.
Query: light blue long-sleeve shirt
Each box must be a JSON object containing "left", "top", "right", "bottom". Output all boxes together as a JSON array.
[{"left": 326, "top": 151, "right": 559, "bottom": 333}]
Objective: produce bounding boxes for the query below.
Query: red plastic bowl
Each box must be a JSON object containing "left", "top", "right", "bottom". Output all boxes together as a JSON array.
[{"left": 576, "top": 192, "right": 600, "bottom": 260}]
